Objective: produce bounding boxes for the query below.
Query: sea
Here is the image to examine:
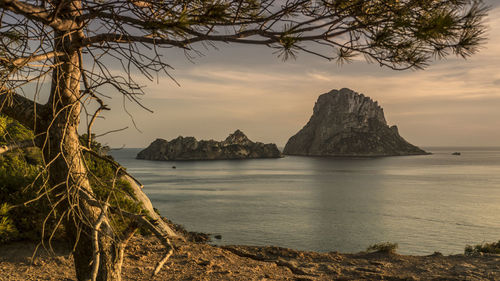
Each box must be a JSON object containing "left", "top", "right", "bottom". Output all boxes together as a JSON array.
[{"left": 109, "top": 147, "right": 500, "bottom": 255}]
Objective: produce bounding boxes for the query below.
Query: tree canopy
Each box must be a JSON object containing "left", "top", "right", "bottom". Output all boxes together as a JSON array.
[{"left": 1, "top": 0, "right": 487, "bottom": 117}]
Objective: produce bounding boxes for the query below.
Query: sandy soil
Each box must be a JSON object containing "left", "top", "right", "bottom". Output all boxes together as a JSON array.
[{"left": 1, "top": 236, "right": 500, "bottom": 281}]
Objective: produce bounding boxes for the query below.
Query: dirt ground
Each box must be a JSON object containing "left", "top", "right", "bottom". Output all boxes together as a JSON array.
[{"left": 1, "top": 236, "right": 500, "bottom": 280}]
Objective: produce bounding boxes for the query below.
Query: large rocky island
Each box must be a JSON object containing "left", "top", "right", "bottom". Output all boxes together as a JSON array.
[
  {"left": 284, "top": 88, "right": 428, "bottom": 156},
  {"left": 137, "top": 130, "right": 282, "bottom": 160}
]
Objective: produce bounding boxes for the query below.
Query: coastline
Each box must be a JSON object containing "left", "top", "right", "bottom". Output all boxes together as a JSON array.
[{"left": 1, "top": 234, "right": 499, "bottom": 280}]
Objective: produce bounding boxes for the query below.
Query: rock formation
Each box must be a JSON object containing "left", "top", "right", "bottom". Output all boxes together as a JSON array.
[
  {"left": 283, "top": 88, "right": 428, "bottom": 156},
  {"left": 137, "top": 130, "right": 282, "bottom": 160}
]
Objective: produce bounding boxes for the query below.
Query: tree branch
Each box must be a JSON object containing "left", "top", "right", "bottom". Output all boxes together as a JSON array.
[
  {"left": 0, "top": 0, "right": 80, "bottom": 31},
  {"left": 0, "top": 85, "right": 45, "bottom": 131},
  {"left": 0, "top": 51, "right": 66, "bottom": 68},
  {"left": 81, "top": 33, "right": 189, "bottom": 49},
  {"left": 0, "top": 139, "right": 35, "bottom": 154},
  {"left": 81, "top": 26, "right": 355, "bottom": 50}
]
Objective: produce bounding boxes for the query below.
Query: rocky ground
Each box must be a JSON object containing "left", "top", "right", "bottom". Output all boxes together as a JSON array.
[{"left": 1, "top": 236, "right": 500, "bottom": 280}]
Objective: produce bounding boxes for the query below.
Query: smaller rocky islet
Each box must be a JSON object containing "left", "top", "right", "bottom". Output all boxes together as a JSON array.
[{"left": 136, "top": 129, "right": 282, "bottom": 160}]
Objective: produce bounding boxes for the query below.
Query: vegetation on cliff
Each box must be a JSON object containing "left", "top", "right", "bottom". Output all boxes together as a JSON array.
[
  {"left": 0, "top": 115, "right": 50, "bottom": 242},
  {"left": 0, "top": 115, "right": 144, "bottom": 243}
]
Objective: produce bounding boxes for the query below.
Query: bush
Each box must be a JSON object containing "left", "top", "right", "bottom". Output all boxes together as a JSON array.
[
  {"left": 0, "top": 116, "right": 58, "bottom": 243},
  {"left": 465, "top": 241, "right": 500, "bottom": 256},
  {"left": 0, "top": 203, "right": 18, "bottom": 243},
  {"left": 0, "top": 115, "right": 33, "bottom": 145},
  {"left": 366, "top": 242, "right": 398, "bottom": 254},
  {"left": 0, "top": 148, "right": 53, "bottom": 242},
  {"left": 0, "top": 115, "right": 147, "bottom": 243}
]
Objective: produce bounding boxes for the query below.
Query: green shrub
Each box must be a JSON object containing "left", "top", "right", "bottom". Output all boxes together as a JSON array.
[
  {"left": 0, "top": 148, "right": 54, "bottom": 243},
  {"left": 0, "top": 116, "right": 61, "bottom": 243},
  {"left": 0, "top": 203, "right": 18, "bottom": 243},
  {"left": 0, "top": 116, "right": 147, "bottom": 243},
  {"left": 0, "top": 115, "right": 33, "bottom": 144},
  {"left": 465, "top": 241, "right": 500, "bottom": 256},
  {"left": 366, "top": 242, "right": 398, "bottom": 254}
]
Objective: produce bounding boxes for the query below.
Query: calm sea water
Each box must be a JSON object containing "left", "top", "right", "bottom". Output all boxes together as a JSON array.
[{"left": 110, "top": 147, "right": 500, "bottom": 255}]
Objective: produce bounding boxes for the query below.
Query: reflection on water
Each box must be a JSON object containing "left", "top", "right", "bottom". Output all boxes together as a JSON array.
[{"left": 110, "top": 147, "right": 500, "bottom": 255}]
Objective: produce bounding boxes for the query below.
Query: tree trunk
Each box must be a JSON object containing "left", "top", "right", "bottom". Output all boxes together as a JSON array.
[{"left": 37, "top": 23, "right": 121, "bottom": 280}]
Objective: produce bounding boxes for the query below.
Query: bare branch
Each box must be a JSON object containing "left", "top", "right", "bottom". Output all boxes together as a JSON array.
[
  {"left": 0, "top": 0, "right": 80, "bottom": 31},
  {"left": 82, "top": 33, "right": 189, "bottom": 49},
  {"left": 0, "top": 50, "right": 65, "bottom": 68},
  {"left": 0, "top": 85, "right": 45, "bottom": 131},
  {"left": 0, "top": 139, "right": 34, "bottom": 154},
  {"left": 94, "top": 126, "right": 129, "bottom": 139}
]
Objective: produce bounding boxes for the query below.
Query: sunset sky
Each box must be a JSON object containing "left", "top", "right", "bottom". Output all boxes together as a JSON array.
[{"left": 92, "top": 1, "right": 500, "bottom": 148}]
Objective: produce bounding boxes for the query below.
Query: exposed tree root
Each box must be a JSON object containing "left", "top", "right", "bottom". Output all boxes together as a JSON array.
[{"left": 221, "top": 247, "right": 317, "bottom": 277}]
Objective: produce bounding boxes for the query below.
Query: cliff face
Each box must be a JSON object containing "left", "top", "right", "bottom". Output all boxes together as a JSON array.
[
  {"left": 137, "top": 130, "right": 282, "bottom": 160},
  {"left": 283, "top": 88, "right": 427, "bottom": 156}
]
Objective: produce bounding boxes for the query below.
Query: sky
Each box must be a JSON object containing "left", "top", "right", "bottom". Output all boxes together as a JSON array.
[{"left": 90, "top": 2, "right": 500, "bottom": 148}]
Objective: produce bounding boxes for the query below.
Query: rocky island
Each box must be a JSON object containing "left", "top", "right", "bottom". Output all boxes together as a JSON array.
[
  {"left": 284, "top": 88, "right": 428, "bottom": 156},
  {"left": 137, "top": 130, "right": 282, "bottom": 160}
]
